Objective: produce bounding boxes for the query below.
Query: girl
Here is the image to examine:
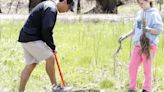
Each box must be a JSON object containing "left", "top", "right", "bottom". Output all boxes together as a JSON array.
[{"left": 119, "top": 0, "right": 163, "bottom": 92}]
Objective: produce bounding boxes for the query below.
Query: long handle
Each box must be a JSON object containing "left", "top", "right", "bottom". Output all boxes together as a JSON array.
[{"left": 54, "top": 52, "right": 66, "bottom": 87}]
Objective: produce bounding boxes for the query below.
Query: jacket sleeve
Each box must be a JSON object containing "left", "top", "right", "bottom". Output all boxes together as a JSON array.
[
  {"left": 41, "top": 7, "right": 57, "bottom": 52},
  {"left": 151, "top": 13, "right": 163, "bottom": 35}
]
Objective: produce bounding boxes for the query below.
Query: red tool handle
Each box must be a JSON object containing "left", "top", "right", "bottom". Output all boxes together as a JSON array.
[{"left": 54, "top": 52, "right": 66, "bottom": 87}]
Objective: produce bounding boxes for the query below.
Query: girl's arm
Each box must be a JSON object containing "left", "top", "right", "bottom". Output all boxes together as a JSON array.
[
  {"left": 147, "top": 28, "right": 159, "bottom": 35},
  {"left": 118, "top": 30, "right": 134, "bottom": 43},
  {"left": 124, "top": 30, "right": 135, "bottom": 38},
  {"left": 147, "top": 13, "right": 163, "bottom": 35},
  {"left": 146, "top": 27, "right": 162, "bottom": 35}
]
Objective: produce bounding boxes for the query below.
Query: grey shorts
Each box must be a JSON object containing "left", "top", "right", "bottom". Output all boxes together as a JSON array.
[{"left": 21, "top": 40, "right": 53, "bottom": 65}]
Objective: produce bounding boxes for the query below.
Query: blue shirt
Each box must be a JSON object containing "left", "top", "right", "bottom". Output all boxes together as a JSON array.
[{"left": 132, "top": 8, "right": 163, "bottom": 45}]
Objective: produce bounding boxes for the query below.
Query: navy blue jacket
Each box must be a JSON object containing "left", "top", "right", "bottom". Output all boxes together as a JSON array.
[{"left": 18, "top": 1, "right": 57, "bottom": 51}]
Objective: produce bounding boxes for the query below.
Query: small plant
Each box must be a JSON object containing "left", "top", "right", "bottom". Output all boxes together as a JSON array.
[
  {"left": 99, "top": 79, "right": 116, "bottom": 89},
  {"left": 137, "top": 79, "right": 142, "bottom": 89},
  {"left": 159, "top": 83, "right": 164, "bottom": 90}
]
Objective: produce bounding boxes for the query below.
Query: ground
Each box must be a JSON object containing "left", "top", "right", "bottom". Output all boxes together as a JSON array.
[{"left": 0, "top": 1, "right": 164, "bottom": 92}]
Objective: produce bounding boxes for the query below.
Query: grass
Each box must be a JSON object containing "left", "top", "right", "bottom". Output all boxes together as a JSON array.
[{"left": 0, "top": 20, "right": 164, "bottom": 92}]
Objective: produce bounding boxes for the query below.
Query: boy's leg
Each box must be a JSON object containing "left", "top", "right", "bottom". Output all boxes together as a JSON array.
[
  {"left": 128, "top": 46, "right": 142, "bottom": 90},
  {"left": 20, "top": 41, "right": 55, "bottom": 91},
  {"left": 46, "top": 55, "right": 57, "bottom": 86},
  {"left": 19, "top": 63, "right": 37, "bottom": 92},
  {"left": 142, "top": 45, "right": 157, "bottom": 91}
]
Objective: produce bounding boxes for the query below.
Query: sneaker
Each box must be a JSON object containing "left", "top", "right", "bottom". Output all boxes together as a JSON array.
[
  {"left": 142, "top": 89, "right": 148, "bottom": 92},
  {"left": 52, "top": 85, "right": 72, "bottom": 92}
]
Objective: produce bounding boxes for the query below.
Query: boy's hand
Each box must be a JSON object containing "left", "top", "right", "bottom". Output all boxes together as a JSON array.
[{"left": 53, "top": 50, "right": 57, "bottom": 54}]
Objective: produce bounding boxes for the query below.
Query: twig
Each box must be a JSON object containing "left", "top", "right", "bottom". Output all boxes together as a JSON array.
[
  {"left": 129, "top": 37, "right": 132, "bottom": 58},
  {"left": 113, "top": 42, "right": 122, "bottom": 76}
]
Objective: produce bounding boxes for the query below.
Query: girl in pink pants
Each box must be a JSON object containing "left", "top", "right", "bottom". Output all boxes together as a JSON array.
[
  {"left": 128, "top": 45, "right": 157, "bottom": 91},
  {"left": 118, "top": 0, "right": 163, "bottom": 92}
]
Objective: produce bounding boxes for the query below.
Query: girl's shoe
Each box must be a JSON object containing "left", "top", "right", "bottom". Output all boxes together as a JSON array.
[
  {"left": 142, "top": 89, "right": 148, "bottom": 92},
  {"left": 127, "top": 89, "right": 136, "bottom": 92}
]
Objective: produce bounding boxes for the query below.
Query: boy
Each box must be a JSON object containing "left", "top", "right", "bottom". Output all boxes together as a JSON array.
[{"left": 18, "top": 0, "right": 74, "bottom": 92}]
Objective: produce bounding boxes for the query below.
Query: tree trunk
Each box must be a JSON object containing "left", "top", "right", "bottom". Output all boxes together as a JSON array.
[
  {"left": 81, "top": 0, "right": 125, "bottom": 14},
  {"left": 0, "top": 2, "right": 2, "bottom": 13},
  {"left": 77, "top": 0, "right": 81, "bottom": 14},
  {"left": 0, "top": 8, "right": 2, "bottom": 13},
  {"left": 28, "top": 0, "right": 125, "bottom": 14},
  {"left": 157, "top": 0, "right": 163, "bottom": 11},
  {"left": 29, "top": 0, "right": 46, "bottom": 12}
]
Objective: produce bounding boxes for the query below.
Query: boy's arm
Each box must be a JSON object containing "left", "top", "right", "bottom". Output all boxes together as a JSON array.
[{"left": 41, "top": 7, "right": 57, "bottom": 52}]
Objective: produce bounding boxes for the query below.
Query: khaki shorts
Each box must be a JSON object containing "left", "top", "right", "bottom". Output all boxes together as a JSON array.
[{"left": 21, "top": 40, "right": 53, "bottom": 65}]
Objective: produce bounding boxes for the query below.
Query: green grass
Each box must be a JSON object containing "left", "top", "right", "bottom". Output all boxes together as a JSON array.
[{"left": 0, "top": 20, "right": 164, "bottom": 92}]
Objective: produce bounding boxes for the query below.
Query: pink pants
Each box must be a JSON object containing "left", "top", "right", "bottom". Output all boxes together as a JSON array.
[{"left": 128, "top": 45, "right": 157, "bottom": 91}]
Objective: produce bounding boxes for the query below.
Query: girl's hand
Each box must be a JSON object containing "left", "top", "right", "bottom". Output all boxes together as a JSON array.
[{"left": 118, "top": 35, "right": 127, "bottom": 43}]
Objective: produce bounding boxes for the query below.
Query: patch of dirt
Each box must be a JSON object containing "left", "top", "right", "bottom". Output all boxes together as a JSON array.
[{"left": 72, "top": 88, "right": 100, "bottom": 92}]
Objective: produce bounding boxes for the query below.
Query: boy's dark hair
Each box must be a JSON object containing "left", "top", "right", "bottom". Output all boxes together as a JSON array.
[
  {"left": 59, "top": 0, "right": 74, "bottom": 4},
  {"left": 59, "top": 0, "right": 74, "bottom": 11}
]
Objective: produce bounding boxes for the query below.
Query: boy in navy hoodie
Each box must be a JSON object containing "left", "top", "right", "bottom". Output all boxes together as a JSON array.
[{"left": 18, "top": 0, "right": 74, "bottom": 92}]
